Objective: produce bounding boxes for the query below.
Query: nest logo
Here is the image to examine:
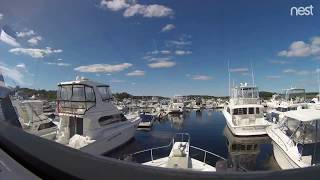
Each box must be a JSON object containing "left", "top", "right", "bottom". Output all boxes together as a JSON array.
[{"left": 290, "top": 5, "right": 314, "bottom": 16}]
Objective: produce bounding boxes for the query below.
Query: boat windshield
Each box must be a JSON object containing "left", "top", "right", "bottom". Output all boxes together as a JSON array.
[{"left": 57, "top": 84, "right": 96, "bottom": 115}]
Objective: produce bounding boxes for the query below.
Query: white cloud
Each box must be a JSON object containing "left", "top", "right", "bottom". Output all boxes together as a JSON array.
[
  {"left": 57, "top": 62, "right": 70, "bottom": 67},
  {"left": 27, "top": 36, "right": 42, "bottom": 46},
  {"left": 269, "top": 60, "right": 290, "bottom": 64},
  {"left": 126, "top": 70, "right": 145, "bottom": 76},
  {"left": 57, "top": 58, "right": 63, "bottom": 61},
  {"left": 100, "top": 0, "right": 131, "bottom": 11},
  {"left": 148, "top": 60, "right": 176, "bottom": 68},
  {"left": 16, "top": 63, "right": 26, "bottom": 69},
  {"left": 148, "top": 57, "right": 172, "bottom": 62},
  {"left": 167, "top": 40, "right": 191, "bottom": 47},
  {"left": 191, "top": 75, "right": 212, "bottom": 81},
  {"left": 175, "top": 50, "right": 192, "bottom": 55},
  {"left": 9, "top": 47, "right": 62, "bottom": 58},
  {"left": 278, "top": 37, "right": 320, "bottom": 58},
  {"left": 283, "top": 69, "right": 296, "bottom": 73},
  {"left": 147, "top": 50, "right": 171, "bottom": 55},
  {"left": 110, "top": 79, "right": 125, "bottom": 83},
  {"left": 266, "top": 75, "right": 281, "bottom": 79},
  {"left": 124, "top": 4, "right": 173, "bottom": 18},
  {"left": 74, "top": 63, "right": 132, "bottom": 73},
  {"left": 0, "top": 13, "right": 3, "bottom": 20},
  {"left": 229, "top": 68, "right": 249, "bottom": 73},
  {"left": 283, "top": 68, "right": 310, "bottom": 75},
  {"left": 46, "top": 62, "right": 56, "bottom": 65},
  {"left": 162, "top": 24, "right": 175, "bottom": 32},
  {"left": 16, "top": 30, "right": 35, "bottom": 38}
]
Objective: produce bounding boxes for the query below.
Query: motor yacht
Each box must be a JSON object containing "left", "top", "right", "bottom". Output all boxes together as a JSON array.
[
  {"left": 222, "top": 83, "right": 270, "bottom": 136},
  {"left": 12, "top": 99, "right": 57, "bottom": 140},
  {"left": 138, "top": 113, "right": 155, "bottom": 128},
  {"left": 128, "top": 133, "right": 225, "bottom": 172},
  {"left": 55, "top": 77, "right": 141, "bottom": 156},
  {"left": 267, "top": 109, "right": 320, "bottom": 169},
  {"left": 167, "top": 95, "right": 185, "bottom": 114}
]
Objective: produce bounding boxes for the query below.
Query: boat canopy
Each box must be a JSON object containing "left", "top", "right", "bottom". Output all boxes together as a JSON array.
[{"left": 284, "top": 109, "right": 320, "bottom": 122}]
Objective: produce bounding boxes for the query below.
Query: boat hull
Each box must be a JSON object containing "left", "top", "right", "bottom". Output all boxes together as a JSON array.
[
  {"left": 223, "top": 110, "right": 268, "bottom": 136},
  {"left": 80, "top": 118, "right": 140, "bottom": 156},
  {"left": 272, "top": 141, "right": 300, "bottom": 169}
]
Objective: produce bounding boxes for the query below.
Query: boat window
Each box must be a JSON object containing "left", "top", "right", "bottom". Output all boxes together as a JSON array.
[
  {"left": 249, "top": 108, "right": 254, "bottom": 114},
  {"left": 98, "top": 114, "right": 127, "bottom": 126},
  {"left": 97, "top": 86, "right": 112, "bottom": 101},
  {"left": 38, "top": 121, "right": 56, "bottom": 130},
  {"left": 85, "top": 86, "right": 95, "bottom": 101},
  {"left": 60, "top": 85, "right": 72, "bottom": 100},
  {"left": 256, "top": 108, "right": 260, "bottom": 114},
  {"left": 247, "top": 144, "right": 253, "bottom": 151},
  {"left": 227, "top": 107, "right": 230, "bottom": 113},
  {"left": 72, "top": 85, "right": 85, "bottom": 101},
  {"left": 242, "top": 108, "right": 247, "bottom": 115},
  {"left": 233, "top": 109, "right": 238, "bottom": 115}
]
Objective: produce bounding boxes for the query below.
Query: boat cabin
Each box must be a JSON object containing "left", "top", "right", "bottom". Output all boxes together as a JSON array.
[
  {"left": 57, "top": 77, "right": 113, "bottom": 116},
  {"left": 280, "top": 109, "right": 320, "bottom": 165}
]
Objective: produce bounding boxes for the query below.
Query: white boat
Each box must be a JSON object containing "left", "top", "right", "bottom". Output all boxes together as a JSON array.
[
  {"left": 138, "top": 113, "right": 155, "bottom": 128},
  {"left": 267, "top": 109, "right": 320, "bottom": 169},
  {"left": 222, "top": 83, "right": 270, "bottom": 136},
  {"left": 12, "top": 99, "right": 57, "bottom": 140},
  {"left": 55, "top": 77, "right": 141, "bottom": 156},
  {"left": 130, "top": 133, "right": 225, "bottom": 172},
  {"left": 167, "top": 95, "right": 185, "bottom": 114}
]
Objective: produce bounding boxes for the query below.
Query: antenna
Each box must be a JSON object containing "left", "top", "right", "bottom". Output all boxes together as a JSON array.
[
  {"left": 228, "top": 60, "right": 231, "bottom": 97},
  {"left": 251, "top": 61, "right": 255, "bottom": 86},
  {"left": 317, "top": 68, "right": 320, "bottom": 101}
]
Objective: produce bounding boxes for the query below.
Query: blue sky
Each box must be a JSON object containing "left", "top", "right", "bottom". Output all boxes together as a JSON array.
[{"left": 0, "top": 0, "right": 320, "bottom": 96}]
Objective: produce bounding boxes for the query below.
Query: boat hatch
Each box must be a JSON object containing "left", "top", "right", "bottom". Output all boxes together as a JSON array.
[{"left": 57, "top": 84, "right": 96, "bottom": 115}]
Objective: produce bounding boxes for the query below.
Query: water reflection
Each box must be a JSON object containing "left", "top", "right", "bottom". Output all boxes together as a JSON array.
[
  {"left": 168, "top": 114, "right": 184, "bottom": 129},
  {"left": 222, "top": 126, "right": 279, "bottom": 171}
]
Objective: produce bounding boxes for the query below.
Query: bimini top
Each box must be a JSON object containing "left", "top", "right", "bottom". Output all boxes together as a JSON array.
[
  {"left": 284, "top": 109, "right": 320, "bottom": 122},
  {"left": 58, "top": 76, "right": 109, "bottom": 87}
]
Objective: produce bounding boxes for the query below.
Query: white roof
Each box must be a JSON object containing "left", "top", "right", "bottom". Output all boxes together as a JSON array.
[
  {"left": 284, "top": 109, "right": 320, "bottom": 122},
  {"left": 58, "top": 78, "right": 108, "bottom": 87},
  {"left": 230, "top": 104, "right": 263, "bottom": 108}
]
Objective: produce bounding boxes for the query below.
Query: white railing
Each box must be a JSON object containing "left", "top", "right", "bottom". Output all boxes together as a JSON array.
[{"left": 128, "top": 133, "right": 225, "bottom": 165}]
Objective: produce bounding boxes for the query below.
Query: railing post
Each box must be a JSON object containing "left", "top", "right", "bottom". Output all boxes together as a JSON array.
[
  {"left": 151, "top": 149, "right": 153, "bottom": 162},
  {"left": 203, "top": 152, "right": 207, "bottom": 164}
]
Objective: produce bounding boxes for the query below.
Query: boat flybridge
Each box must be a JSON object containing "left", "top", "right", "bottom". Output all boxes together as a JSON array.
[
  {"left": 267, "top": 109, "right": 320, "bottom": 169},
  {"left": 129, "top": 133, "right": 225, "bottom": 172},
  {"left": 223, "top": 83, "right": 270, "bottom": 136},
  {"left": 55, "top": 77, "right": 141, "bottom": 156}
]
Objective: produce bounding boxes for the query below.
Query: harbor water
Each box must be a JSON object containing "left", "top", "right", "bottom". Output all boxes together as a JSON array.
[{"left": 107, "top": 109, "right": 281, "bottom": 171}]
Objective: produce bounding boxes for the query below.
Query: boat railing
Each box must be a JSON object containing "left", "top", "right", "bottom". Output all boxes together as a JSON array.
[
  {"left": 129, "top": 139, "right": 174, "bottom": 162},
  {"left": 189, "top": 145, "right": 226, "bottom": 164}
]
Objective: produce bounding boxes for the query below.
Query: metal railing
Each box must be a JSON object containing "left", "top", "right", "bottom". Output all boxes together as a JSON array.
[
  {"left": 190, "top": 145, "right": 226, "bottom": 164},
  {"left": 128, "top": 133, "right": 225, "bottom": 166}
]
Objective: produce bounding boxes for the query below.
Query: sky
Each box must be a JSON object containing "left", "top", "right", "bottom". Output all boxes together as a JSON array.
[{"left": 0, "top": 0, "right": 320, "bottom": 97}]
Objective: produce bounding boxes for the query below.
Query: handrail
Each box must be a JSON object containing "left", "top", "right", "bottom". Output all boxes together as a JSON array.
[{"left": 190, "top": 145, "right": 226, "bottom": 162}]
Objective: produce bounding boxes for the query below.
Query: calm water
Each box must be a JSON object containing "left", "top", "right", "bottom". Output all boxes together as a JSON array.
[{"left": 107, "top": 110, "right": 280, "bottom": 172}]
